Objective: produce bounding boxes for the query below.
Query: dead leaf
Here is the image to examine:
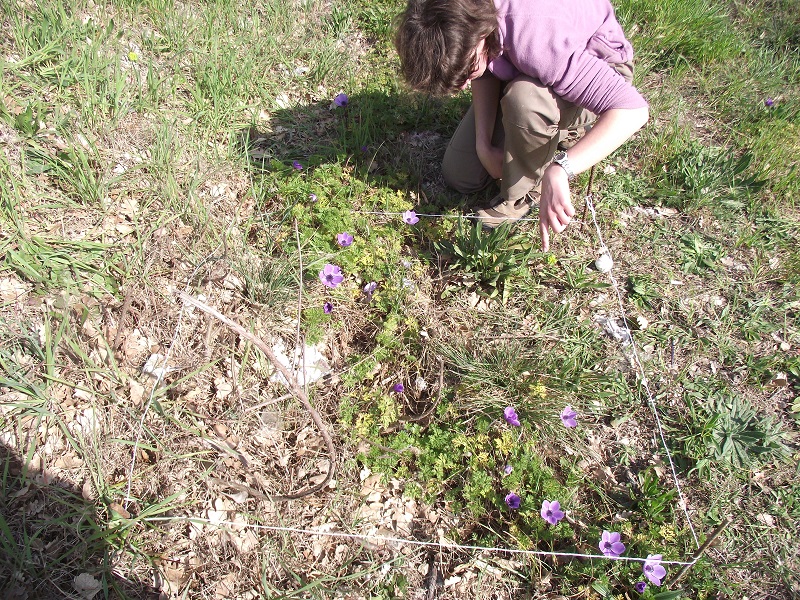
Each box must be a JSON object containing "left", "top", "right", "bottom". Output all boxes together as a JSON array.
[
  {"left": 75, "top": 407, "right": 101, "bottom": 436},
  {"left": 129, "top": 379, "right": 144, "bottom": 407},
  {"left": 226, "top": 528, "right": 258, "bottom": 554},
  {"left": 118, "top": 196, "right": 139, "bottom": 219},
  {"left": 214, "top": 573, "right": 238, "bottom": 598},
  {"left": 109, "top": 502, "right": 130, "bottom": 519},
  {"left": 54, "top": 453, "right": 84, "bottom": 469},
  {"left": 222, "top": 273, "right": 244, "bottom": 290},
  {"left": 115, "top": 222, "right": 135, "bottom": 235},
  {"left": 0, "top": 276, "right": 30, "bottom": 303},
  {"left": 214, "top": 377, "right": 233, "bottom": 399},
  {"left": 160, "top": 560, "right": 188, "bottom": 594},
  {"left": 769, "top": 372, "right": 789, "bottom": 388},
  {"left": 73, "top": 388, "right": 94, "bottom": 402},
  {"left": 82, "top": 480, "right": 95, "bottom": 501},
  {"left": 122, "top": 328, "right": 149, "bottom": 358},
  {"left": 223, "top": 490, "right": 249, "bottom": 504},
  {"left": 73, "top": 573, "right": 102, "bottom": 599}
]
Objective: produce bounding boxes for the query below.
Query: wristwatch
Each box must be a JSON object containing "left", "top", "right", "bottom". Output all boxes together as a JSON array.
[{"left": 552, "top": 151, "right": 576, "bottom": 181}]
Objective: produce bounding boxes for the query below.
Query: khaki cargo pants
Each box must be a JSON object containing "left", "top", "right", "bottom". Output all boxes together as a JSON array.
[{"left": 442, "top": 62, "right": 634, "bottom": 202}]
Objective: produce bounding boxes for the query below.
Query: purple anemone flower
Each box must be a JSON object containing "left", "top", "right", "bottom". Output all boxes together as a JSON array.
[
  {"left": 402, "top": 210, "right": 419, "bottom": 225},
  {"left": 643, "top": 555, "right": 666, "bottom": 586},
  {"left": 336, "top": 232, "right": 353, "bottom": 247},
  {"left": 323, "top": 302, "right": 333, "bottom": 314},
  {"left": 319, "top": 264, "right": 344, "bottom": 288},
  {"left": 503, "top": 464, "right": 513, "bottom": 475},
  {"left": 540, "top": 500, "right": 565, "bottom": 526},
  {"left": 505, "top": 493, "right": 521, "bottom": 509},
  {"left": 363, "top": 281, "right": 377, "bottom": 295},
  {"left": 392, "top": 383, "right": 404, "bottom": 393},
  {"left": 599, "top": 531, "right": 625, "bottom": 557},
  {"left": 309, "top": 193, "right": 317, "bottom": 202},
  {"left": 333, "top": 92, "right": 349, "bottom": 107},
  {"left": 764, "top": 97, "right": 774, "bottom": 107},
  {"left": 292, "top": 160, "right": 303, "bottom": 171},
  {"left": 503, "top": 406, "right": 521, "bottom": 427},
  {"left": 560, "top": 405, "right": 577, "bottom": 428},
  {"left": 634, "top": 581, "right": 647, "bottom": 594}
]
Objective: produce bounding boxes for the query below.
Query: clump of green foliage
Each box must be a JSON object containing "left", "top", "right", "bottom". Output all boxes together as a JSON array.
[
  {"left": 676, "top": 384, "right": 789, "bottom": 476},
  {"left": 661, "top": 142, "right": 764, "bottom": 211},
  {"left": 436, "top": 220, "right": 534, "bottom": 303}
]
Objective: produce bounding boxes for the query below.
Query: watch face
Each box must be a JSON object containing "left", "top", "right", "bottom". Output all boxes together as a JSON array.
[{"left": 554, "top": 152, "right": 566, "bottom": 161}]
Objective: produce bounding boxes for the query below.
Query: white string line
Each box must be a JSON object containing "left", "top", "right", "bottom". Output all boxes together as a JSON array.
[
  {"left": 123, "top": 244, "right": 225, "bottom": 508},
  {"left": 143, "top": 516, "right": 698, "bottom": 567},
  {"left": 352, "top": 210, "right": 542, "bottom": 223},
  {"left": 584, "top": 194, "right": 701, "bottom": 549},
  {"left": 258, "top": 208, "right": 548, "bottom": 224}
]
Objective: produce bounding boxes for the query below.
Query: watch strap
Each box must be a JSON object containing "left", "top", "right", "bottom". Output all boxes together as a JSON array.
[{"left": 552, "top": 151, "right": 576, "bottom": 181}]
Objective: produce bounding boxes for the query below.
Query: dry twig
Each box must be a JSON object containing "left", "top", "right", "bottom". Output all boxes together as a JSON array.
[{"left": 177, "top": 291, "right": 337, "bottom": 501}]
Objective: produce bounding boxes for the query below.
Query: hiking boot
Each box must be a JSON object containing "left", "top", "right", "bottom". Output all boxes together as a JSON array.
[
  {"left": 558, "top": 124, "right": 592, "bottom": 151},
  {"left": 474, "top": 190, "right": 539, "bottom": 228}
]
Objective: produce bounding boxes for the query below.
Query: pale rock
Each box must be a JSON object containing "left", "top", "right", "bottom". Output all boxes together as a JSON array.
[{"left": 268, "top": 340, "right": 330, "bottom": 386}]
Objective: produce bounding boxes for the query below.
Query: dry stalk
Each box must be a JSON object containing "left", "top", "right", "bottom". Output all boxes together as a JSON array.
[
  {"left": 113, "top": 286, "right": 134, "bottom": 351},
  {"left": 177, "top": 291, "right": 337, "bottom": 501}
]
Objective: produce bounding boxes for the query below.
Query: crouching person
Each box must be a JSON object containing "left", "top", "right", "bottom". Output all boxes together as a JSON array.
[{"left": 395, "top": 0, "right": 649, "bottom": 250}]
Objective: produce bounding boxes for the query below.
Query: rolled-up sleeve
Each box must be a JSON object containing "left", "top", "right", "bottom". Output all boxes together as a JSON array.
[{"left": 556, "top": 51, "right": 648, "bottom": 113}]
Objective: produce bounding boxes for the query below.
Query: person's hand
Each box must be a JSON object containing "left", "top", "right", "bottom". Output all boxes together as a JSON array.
[
  {"left": 539, "top": 164, "right": 575, "bottom": 251},
  {"left": 476, "top": 141, "right": 503, "bottom": 181}
]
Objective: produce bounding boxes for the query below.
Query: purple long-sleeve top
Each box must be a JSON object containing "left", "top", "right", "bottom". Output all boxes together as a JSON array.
[{"left": 487, "top": 0, "right": 648, "bottom": 113}]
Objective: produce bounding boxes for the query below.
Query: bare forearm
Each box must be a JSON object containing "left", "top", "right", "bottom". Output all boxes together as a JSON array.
[
  {"left": 561, "top": 106, "right": 649, "bottom": 175},
  {"left": 539, "top": 106, "right": 648, "bottom": 251}
]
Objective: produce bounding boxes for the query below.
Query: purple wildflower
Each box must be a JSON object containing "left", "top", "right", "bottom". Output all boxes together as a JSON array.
[
  {"left": 503, "top": 406, "right": 521, "bottom": 427},
  {"left": 333, "top": 93, "right": 349, "bottom": 107},
  {"left": 361, "top": 145, "right": 369, "bottom": 153},
  {"left": 323, "top": 302, "right": 333, "bottom": 314},
  {"left": 634, "top": 581, "right": 647, "bottom": 594},
  {"left": 503, "top": 464, "right": 513, "bottom": 475},
  {"left": 402, "top": 210, "right": 419, "bottom": 225},
  {"left": 392, "top": 383, "right": 404, "bottom": 393},
  {"left": 292, "top": 160, "right": 303, "bottom": 171},
  {"left": 764, "top": 97, "right": 774, "bottom": 107},
  {"left": 319, "top": 264, "right": 344, "bottom": 288},
  {"left": 643, "top": 555, "right": 666, "bottom": 586},
  {"left": 560, "top": 405, "right": 577, "bottom": 428},
  {"left": 505, "top": 493, "right": 521, "bottom": 509},
  {"left": 336, "top": 232, "right": 353, "bottom": 247},
  {"left": 309, "top": 193, "right": 318, "bottom": 202},
  {"left": 599, "top": 531, "right": 625, "bottom": 557},
  {"left": 363, "top": 281, "right": 377, "bottom": 295},
  {"left": 540, "top": 500, "right": 565, "bottom": 526}
]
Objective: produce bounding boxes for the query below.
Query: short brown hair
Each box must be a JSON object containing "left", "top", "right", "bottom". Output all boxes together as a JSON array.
[{"left": 395, "top": 0, "right": 499, "bottom": 96}]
